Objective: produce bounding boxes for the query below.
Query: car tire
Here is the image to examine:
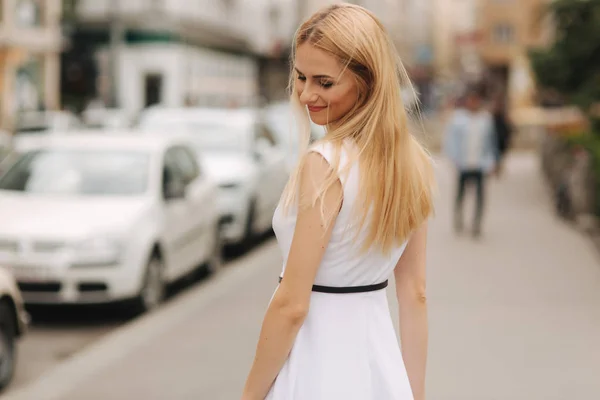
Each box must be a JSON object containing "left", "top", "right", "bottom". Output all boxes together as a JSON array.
[
  {"left": 243, "top": 200, "right": 257, "bottom": 247},
  {"left": 132, "top": 253, "right": 165, "bottom": 315},
  {"left": 205, "top": 227, "right": 223, "bottom": 275},
  {"left": 0, "top": 302, "right": 16, "bottom": 392}
]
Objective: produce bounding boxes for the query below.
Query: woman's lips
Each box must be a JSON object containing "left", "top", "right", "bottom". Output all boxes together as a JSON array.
[{"left": 308, "top": 105, "right": 327, "bottom": 112}]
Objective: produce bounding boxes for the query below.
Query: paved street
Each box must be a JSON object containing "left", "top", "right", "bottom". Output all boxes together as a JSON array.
[
  {"left": 8, "top": 267, "right": 225, "bottom": 394},
  {"left": 10, "top": 308, "right": 124, "bottom": 392},
  {"left": 4, "top": 151, "right": 600, "bottom": 400}
]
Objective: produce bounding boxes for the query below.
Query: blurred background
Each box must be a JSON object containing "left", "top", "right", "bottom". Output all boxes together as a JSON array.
[
  {"left": 0, "top": 0, "right": 554, "bottom": 130},
  {"left": 0, "top": 1, "right": 597, "bottom": 399}
]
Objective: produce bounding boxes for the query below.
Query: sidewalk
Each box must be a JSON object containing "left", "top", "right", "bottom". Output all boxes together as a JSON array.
[
  {"left": 410, "top": 111, "right": 446, "bottom": 153},
  {"left": 4, "top": 152, "right": 600, "bottom": 400}
]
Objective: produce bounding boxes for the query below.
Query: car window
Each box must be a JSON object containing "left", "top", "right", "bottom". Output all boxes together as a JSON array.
[{"left": 0, "top": 149, "right": 150, "bottom": 196}]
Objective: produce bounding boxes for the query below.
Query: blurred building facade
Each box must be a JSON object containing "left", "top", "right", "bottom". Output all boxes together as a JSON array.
[
  {"left": 433, "top": 0, "right": 481, "bottom": 83},
  {"left": 475, "top": 0, "right": 553, "bottom": 107},
  {"left": 58, "top": 0, "right": 555, "bottom": 116},
  {"left": 0, "top": 0, "right": 63, "bottom": 131},
  {"left": 61, "top": 0, "right": 296, "bottom": 114},
  {"left": 60, "top": 0, "right": 438, "bottom": 114},
  {"left": 396, "top": 0, "right": 435, "bottom": 109},
  {"left": 300, "top": 0, "right": 430, "bottom": 63},
  {"left": 432, "top": 0, "right": 552, "bottom": 110}
]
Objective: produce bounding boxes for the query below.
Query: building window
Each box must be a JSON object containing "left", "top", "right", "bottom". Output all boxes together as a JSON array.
[
  {"left": 15, "top": 56, "right": 45, "bottom": 112},
  {"left": 493, "top": 23, "right": 514, "bottom": 44},
  {"left": 15, "top": 0, "right": 43, "bottom": 27}
]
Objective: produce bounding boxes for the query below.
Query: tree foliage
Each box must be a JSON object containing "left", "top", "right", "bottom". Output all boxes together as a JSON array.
[{"left": 529, "top": 0, "right": 600, "bottom": 112}]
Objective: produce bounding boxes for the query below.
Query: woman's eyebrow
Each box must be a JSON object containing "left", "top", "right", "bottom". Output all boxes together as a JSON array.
[{"left": 294, "top": 67, "right": 333, "bottom": 80}]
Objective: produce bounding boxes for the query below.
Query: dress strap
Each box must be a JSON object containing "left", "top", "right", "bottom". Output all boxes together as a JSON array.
[{"left": 278, "top": 276, "right": 388, "bottom": 294}]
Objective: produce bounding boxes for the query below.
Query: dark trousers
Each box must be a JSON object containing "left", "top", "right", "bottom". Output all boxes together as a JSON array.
[{"left": 455, "top": 169, "right": 485, "bottom": 234}]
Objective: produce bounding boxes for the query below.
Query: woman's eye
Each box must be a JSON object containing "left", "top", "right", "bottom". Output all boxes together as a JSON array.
[
  {"left": 297, "top": 75, "right": 307, "bottom": 81},
  {"left": 320, "top": 81, "right": 333, "bottom": 88}
]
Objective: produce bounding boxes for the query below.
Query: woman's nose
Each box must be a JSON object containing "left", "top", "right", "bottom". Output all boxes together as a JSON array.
[{"left": 299, "top": 88, "right": 318, "bottom": 105}]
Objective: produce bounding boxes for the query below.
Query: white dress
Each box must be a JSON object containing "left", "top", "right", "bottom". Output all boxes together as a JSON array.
[{"left": 266, "top": 142, "right": 414, "bottom": 400}]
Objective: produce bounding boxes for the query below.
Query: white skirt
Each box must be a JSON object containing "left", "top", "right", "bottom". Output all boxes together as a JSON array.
[{"left": 265, "top": 289, "right": 414, "bottom": 400}]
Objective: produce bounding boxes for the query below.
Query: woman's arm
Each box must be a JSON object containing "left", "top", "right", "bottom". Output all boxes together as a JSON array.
[
  {"left": 394, "top": 222, "right": 429, "bottom": 400},
  {"left": 242, "top": 152, "right": 343, "bottom": 400}
]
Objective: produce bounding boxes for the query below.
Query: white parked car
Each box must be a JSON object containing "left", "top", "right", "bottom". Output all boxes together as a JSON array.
[
  {"left": 0, "top": 132, "right": 221, "bottom": 313},
  {"left": 12, "top": 111, "right": 83, "bottom": 153},
  {"left": 139, "top": 107, "right": 289, "bottom": 248}
]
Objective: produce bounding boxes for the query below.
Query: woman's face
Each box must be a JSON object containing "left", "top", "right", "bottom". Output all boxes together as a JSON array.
[{"left": 294, "top": 43, "right": 359, "bottom": 127}]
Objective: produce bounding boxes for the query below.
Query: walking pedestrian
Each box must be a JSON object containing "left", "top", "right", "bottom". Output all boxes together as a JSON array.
[
  {"left": 443, "top": 86, "right": 497, "bottom": 238},
  {"left": 492, "top": 97, "right": 513, "bottom": 177}
]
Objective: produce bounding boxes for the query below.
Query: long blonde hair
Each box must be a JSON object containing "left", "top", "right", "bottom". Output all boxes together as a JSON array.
[{"left": 282, "top": 3, "right": 435, "bottom": 255}]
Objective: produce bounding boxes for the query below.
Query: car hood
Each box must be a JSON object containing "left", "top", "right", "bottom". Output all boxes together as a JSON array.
[
  {"left": 0, "top": 192, "right": 150, "bottom": 241},
  {"left": 200, "top": 153, "right": 255, "bottom": 185}
]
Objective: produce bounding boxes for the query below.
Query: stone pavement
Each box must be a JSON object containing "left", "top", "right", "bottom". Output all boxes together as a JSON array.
[{"left": 4, "top": 152, "right": 600, "bottom": 400}]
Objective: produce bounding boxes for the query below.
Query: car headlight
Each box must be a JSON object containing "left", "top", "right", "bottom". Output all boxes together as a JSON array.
[{"left": 71, "top": 236, "right": 123, "bottom": 267}]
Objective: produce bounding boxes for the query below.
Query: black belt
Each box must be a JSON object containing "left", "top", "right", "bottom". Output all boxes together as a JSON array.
[{"left": 278, "top": 277, "right": 388, "bottom": 294}]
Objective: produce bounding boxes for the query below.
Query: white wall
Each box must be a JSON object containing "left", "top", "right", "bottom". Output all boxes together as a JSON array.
[
  {"left": 114, "top": 44, "right": 184, "bottom": 112},
  {"left": 97, "top": 43, "right": 259, "bottom": 114},
  {"left": 188, "top": 46, "right": 258, "bottom": 106}
]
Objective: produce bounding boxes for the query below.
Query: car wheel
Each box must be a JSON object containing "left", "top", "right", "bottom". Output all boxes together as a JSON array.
[
  {"left": 205, "top": 227, "right": 223, "bottom": 275},
  {"left": 243, "top": 200, "right": 257, "bottom": 246},
  {"left": 133, "top": 254, "right": 165, "bottom": 315},
  {"left": 0, "top": 302, "right": 16, "bottom": 392}
]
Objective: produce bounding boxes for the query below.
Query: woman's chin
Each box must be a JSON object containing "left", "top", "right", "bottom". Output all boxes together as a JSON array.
[{"left": 308, "top": 114, "right": 333, "bottom": 126}]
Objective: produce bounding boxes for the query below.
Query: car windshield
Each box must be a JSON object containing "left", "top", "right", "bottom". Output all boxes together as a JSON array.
[
  {"left": 141, "top": 115, "right": 251, "bottom": 153},
  {"left": 0, "top": 149, "right": 150, "bottom": 196}
]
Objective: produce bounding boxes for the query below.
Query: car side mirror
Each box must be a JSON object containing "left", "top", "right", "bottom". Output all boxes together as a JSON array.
[
  {"left": 253, "top": 137, "right": 271, "bottom": 162},
  {"left": 163, "top": 169, "right": 186, "bottom": 200},
  {"left": 164, "top": 180, "right": 186, "bottom": 200}
]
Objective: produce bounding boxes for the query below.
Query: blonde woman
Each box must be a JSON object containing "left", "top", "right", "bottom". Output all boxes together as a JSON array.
[{"left": 242, "top": 4, "right": 434, "bottom": 400}]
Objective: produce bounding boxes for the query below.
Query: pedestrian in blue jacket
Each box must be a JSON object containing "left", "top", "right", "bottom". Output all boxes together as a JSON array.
[{"left": 444, "top": 87, "right": 497, "bottom": 237}]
